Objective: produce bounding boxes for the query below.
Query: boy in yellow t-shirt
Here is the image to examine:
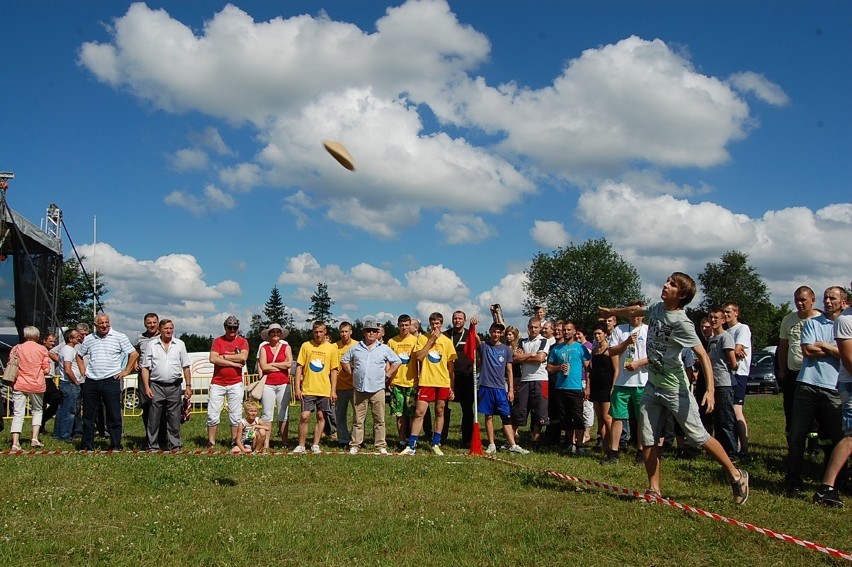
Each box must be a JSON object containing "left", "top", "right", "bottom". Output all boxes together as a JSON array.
[
  {"left": 293, "top": 321, "right": 339, "bottom": 454},
  {"left": 400, "top": 312, "right": 457, "bottom": 456},
  {"left": 387, "top": 314, "right": 424, "bottom": 451}
]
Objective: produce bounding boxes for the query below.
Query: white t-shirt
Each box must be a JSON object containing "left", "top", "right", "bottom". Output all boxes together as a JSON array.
[
  {"left": 726, "top": 322, "right": 752, "bottom": 375},
  {"left": 58, "top": 343, "right": 82, "bottom": 383},
  {"left": 520, "top": 335, "right": 550, "bottom": 382},
  {"left": 610, "top": 323, "right": 649, "bottom": 387}
]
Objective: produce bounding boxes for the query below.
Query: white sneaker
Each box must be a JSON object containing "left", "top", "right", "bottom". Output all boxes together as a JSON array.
[
  {"left": 399, "top": 446, "right": 416, "bottom": 456},
  {"left": 378, "top": 448, "right": 389, "bottom": 455},
  {"left": 292, "top": 445, "right": 306, "bottom": 454},
  {"left": 348, "top": 446, "right": 359, "bottom": 455},
  {"left": 509, "top": 444, "right": 530, "bottom": 455},
  {"left": 311, "top": 444, "right": 322, "bottom": 454},
  {"left": 485, "top": 443, "right": 497, "bottom": 454},
  {"left": 431, "top": 444, "right": 445, "bottom": 456}
]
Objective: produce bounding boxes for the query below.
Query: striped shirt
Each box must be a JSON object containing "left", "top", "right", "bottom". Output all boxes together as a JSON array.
[{"left": 78, "top": 329, "right": 135, "bottom": 380}]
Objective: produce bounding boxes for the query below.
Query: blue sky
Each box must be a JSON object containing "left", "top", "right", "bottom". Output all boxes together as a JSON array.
[{"left": 1, "top": 1, "right": 850, "bottom": 336}]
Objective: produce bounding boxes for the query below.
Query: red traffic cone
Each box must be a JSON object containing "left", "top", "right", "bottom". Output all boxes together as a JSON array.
[{"left": 468, "top": 422, "right": 483, "bottom": 455}]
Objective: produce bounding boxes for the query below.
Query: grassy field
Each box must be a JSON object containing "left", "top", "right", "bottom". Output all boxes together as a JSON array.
[{"left": 1, "top": 394, "right": 849, "bottom": 566}]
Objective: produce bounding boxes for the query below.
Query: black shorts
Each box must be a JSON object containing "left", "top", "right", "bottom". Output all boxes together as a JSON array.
[{"left": 554, "top": 389, "right": 585, "bottom": 431}]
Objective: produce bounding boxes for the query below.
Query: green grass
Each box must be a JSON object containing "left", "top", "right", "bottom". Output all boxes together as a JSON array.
[{"left": 1, "top": 394, "right": 849, "bottom": 566}]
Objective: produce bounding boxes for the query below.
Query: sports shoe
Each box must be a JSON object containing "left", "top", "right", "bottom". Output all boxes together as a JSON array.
[
  {"left": 292, "top": 445, "right": 306, "bottom": 454},
  {"left": 602, "top": 450, "right": 619, "bottom": 465},
  {"left": 731, "top": 469, "right": 749, "bottom": 505},
  {"left": 509, "top": 444, "right": 530, "bottom": 454},
  {"left": 431, "top": 444, "right": 445, "bottom": 456},
  {"left": 378, "top": 447, "right": 389, "bottom": 455},
  {"left": 643, "top": 488, "right": 662, "bottom": 503},
  {"left": 576, "top": 446, "right": 589, "bottom": 456},
  {"left": 634, "top": 450, "right": 644, "bottom": 465},
  {"left": 485, "top": 443, "right": 497, "bottom": 454},
  {"left": 348, "top": 446, "right": 359, "bottom": 455},
  {"left": 812, "top": 485, "right": 844, "bottom": 508},
  {"left": 311, "top": 444, "right": 322, "bottom": 454},
  {"left": 566, "top": 444, "right": 577, "bottom": 455},
  {"left": 399, "top": 446, "right": 416, "bottom": 456}
]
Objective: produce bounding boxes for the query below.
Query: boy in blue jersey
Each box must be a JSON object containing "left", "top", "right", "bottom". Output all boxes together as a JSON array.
[
  {"left": 547, "top": 321, "right": 592, "bottom": 455},
  {"left": 479, "top": 323, "right": 529, "bottom": 454}
]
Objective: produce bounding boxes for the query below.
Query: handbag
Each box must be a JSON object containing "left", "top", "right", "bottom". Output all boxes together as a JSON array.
[
  {"left": 3, "top": 349, "right": 20, "bottom": 386},
  {"left": 246, "top": 375, "right": 267, "bottom": 401}
]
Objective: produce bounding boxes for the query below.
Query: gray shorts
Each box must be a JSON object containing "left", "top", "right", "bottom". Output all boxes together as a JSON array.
[
  {"left": 301, "top": 395, "right": 331, "bottom": 415},
  {"left": 639, "top": 383, "right": 710, "bottom": 448}
]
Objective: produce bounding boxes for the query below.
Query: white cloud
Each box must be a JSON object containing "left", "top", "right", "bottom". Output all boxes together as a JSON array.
[
  {"left": 440, "top": 36, "right": 752, "bottom": 177},
  {"left": 219, "top": 163, "right": 263, "bottom": 192},
  {"left": 728, "top": 72, "right": 790, "bottom": 106},
  {"left": 169, "top": 148, "right": 208, "bottom": 171},
  {"left": 530, "top": 220, "right": 569, "bottom": 248},
  {"left": 189, "top": 126, "right": 234, "bottom": 156},
  {"left": 74, "top": 243, "right": 242, "bottom": 335},
  {"left": 475, "top": 272, "right": 528, "bottom": 328},
  {"left": 405, "top": 265, "right": 470, "bottom": 303},
  {"left": 164, "top": 184, "right": 236, "bottom": 214},
  {"left": 577, "top": 182, "right": 852, "bottom": 303},
  {"left": 435, "top": 214, "right": 496, "bottom": 244}
]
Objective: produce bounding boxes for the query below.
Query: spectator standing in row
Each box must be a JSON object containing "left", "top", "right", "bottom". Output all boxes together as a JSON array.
[
  {"left": 258, "top": 323, "right": 293, "bottom": 449},
  {"left": 723, "top": 302, "right": 753, "bottom": 460},
  {"left": 778, "top": 286, "right": 820, "bottom": 437},
  {"left": 53, "top": 328, "right": 83, "bottom": 442},
  {"left": 334, "top": 322, "right": 357, "bottom": 448},
  {"left": 445, "top": 311, "right": 477, "bottom": 448},
  {"left": 140, "top": 318, "right": 192, "bottom": 451},
  {"left": 813, "top": 284, "right": 852, "bottom": 507},
  {"left": 294, "top": 321, "right": 339, "bottom": 454},
  {"left": 77, "top": 313, "right": 138, "bottom": 451},
  {"left": 206, "top": 316, "right": 248, "bottom": 449},
  {"left": 8, "top": 326, "right": 51, "bottom": 451},
  {"left": 706, "top": 308, "right": 738, "bottom": 458},
  {"left": 134, "top": 313, "right": 160, "bottom": 442},
  {"left": 341, "top": 318, "right": 401, "bottom": 454},
  {"left": 387, "top": 314, "right": 421, "bottom": 451},
  {"left": 785, "top": 287, "right": 846, "bottom": 495}
]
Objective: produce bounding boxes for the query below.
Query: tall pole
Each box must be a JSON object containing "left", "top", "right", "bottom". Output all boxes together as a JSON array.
[{"left": 93, "top": 215, "right": 97, "bottom": 320}]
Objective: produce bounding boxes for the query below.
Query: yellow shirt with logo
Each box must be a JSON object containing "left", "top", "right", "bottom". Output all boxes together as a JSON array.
[
  {"left": 297, "top": 341, "right": 340, "bottom": 397},
  {"left": 417, "top": 334, "right": 457, "bottom": 388},
  {"left": 387, "top": 334, "right": 423, "bottom": 388}
]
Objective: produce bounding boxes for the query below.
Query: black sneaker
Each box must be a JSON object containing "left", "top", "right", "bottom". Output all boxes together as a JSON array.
[
  {"left": 813, "top": 485, "right": 844, "bottom": 508},
  {"left": 601, "top": 450, "right": 619, "bottom": 465},
  {"left": 634, "top": 450, "right": 644, "bottom": 465}
]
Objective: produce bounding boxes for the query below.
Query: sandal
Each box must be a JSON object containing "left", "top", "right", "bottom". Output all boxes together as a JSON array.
[
  {"left": 10, "top": 444, "right": 21, "bottom": 452},
  {"left": 31, "top": 440, "right": 44, "bottom": 448}
]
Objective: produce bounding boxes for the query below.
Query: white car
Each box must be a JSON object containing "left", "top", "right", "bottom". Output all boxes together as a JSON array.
[{"left": 121, "top": 352, "right": 248, "bottom": 409}]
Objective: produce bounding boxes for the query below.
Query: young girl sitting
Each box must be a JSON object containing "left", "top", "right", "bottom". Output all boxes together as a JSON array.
[{"left": 233, "top": 400, "right": 270, "bottom": 454}]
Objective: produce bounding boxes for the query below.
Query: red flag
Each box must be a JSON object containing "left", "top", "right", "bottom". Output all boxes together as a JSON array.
[{"left": 464, "top": 322, "right": 478, "bottom": 361}]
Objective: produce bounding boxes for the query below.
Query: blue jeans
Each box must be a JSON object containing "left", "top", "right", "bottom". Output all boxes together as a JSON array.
[
  {"left": 54, "top": 381, "right": 80, "bottom": 440},
  {"left": 711, "top": 386, "right": 737, "bottom": 458}
]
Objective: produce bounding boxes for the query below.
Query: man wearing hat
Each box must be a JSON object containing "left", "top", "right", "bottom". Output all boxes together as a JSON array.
[
  {"left": 206, "top": 315, "right": 249, "bottom": 448},
  {"left": 340, "top": 318, "right": 401, "bottom": 454}
]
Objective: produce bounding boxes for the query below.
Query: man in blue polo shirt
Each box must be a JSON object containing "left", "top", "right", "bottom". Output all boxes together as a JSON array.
[
  {"left": 340, "top": 318, "right": 401, "bottom": 454},
  {"left": 76, "top": 313, "right": 138, "bottom": 451}
]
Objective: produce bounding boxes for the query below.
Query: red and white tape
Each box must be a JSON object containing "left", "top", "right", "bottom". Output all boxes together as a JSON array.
[{"left": 484, "top": 455, "right": 851, "bottom": 562}]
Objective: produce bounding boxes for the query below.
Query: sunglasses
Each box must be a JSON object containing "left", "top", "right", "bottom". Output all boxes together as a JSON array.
[{"left": 226, "top": 325, "right": 239, "bottom": 331}]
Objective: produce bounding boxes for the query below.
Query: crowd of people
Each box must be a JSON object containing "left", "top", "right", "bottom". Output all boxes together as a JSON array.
[{"left": 3, "top": 272, "right": 851, "bottom": 508}]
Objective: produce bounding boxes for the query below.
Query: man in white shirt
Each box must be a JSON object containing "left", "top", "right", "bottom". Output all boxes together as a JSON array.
[{"left": 723, "top": 302, "right": 752, "bottom": 460}]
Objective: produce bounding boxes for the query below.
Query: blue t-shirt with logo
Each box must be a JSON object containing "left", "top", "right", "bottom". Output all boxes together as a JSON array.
[
  {"left": 478, "top": 341, "right": 512, "bottom": 389},
  {"left": 548, "top": 342, "right": 591, "bottom": 390}
]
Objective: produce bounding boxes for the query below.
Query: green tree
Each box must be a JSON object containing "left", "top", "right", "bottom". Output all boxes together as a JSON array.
[
  {"left": 178, "top": 333, "right": 213, "bottom": 353},
  {"left": 307, "top": 282, "right": 336, "bottom": 324},
  {"left": 57, "top": 256, "right": 108, "bottom": 328},
  {"left": 694, "top": 250, "right": 781, "bottom": 349},
  {"left": 524, "top": 238, "right": 642, "bottom": 332},
  {"left": 263, "top": 285, "right": 294, "bottom": 328}
]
